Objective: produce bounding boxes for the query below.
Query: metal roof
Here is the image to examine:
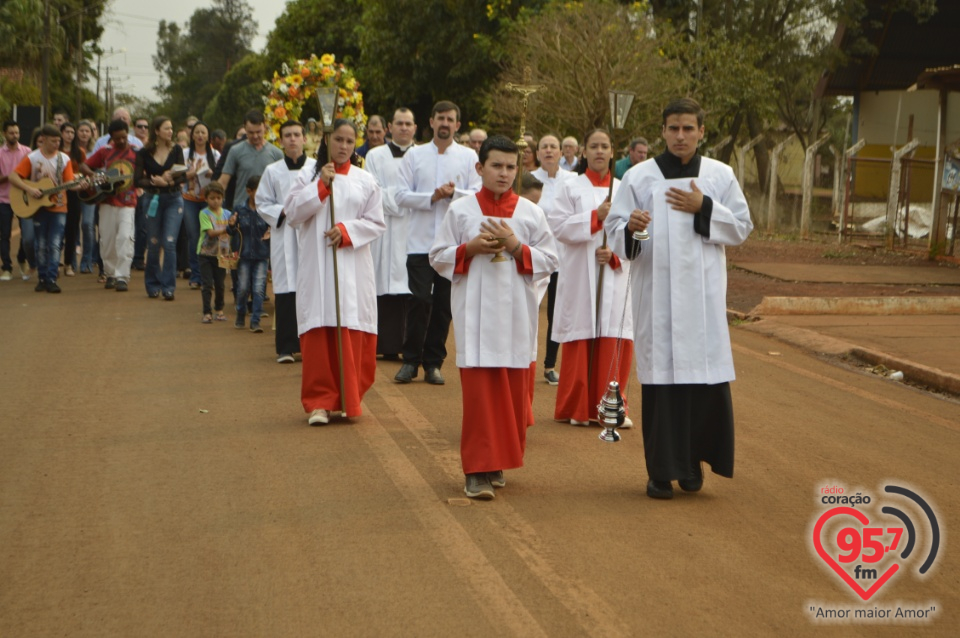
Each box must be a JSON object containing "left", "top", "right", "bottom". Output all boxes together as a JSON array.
[{"left": 814, "top": 0, "right": 960, "bottom": 97}]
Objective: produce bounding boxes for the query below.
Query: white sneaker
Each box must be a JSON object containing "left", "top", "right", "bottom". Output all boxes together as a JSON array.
[
  {"left": 621, "top": 416, "right": 633, "bottom": 429},
  {"left": 570, "top": 418, "right": 590, "bottom": 426},
  {"left": 308, "top": 409, "right": 329, "bottom": 426},
  {"left": 0, "top": 271, "right": 11, "bottom": 281},
  {"left": 19, "top": 263, "right": 31, "bottom": 281},
  {"left": 277, "top": 354, "right": 295, "bottom": 364}
]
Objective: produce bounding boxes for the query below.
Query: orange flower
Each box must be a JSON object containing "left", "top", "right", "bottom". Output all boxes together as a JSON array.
[
  {"left": 274, "top": 106, "right": 287, "bottom": 119},
  {"left": 288, "top": 85, "right": 299, "bottom": 98},
  {"left": 301, "top": 67, "right": 310, "bottom": 77}
]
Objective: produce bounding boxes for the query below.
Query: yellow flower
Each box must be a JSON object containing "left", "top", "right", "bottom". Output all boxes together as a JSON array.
[
  {"left": 320, "top": 54, "right": 335, "bottom": 65},
  {"left": 346, "top": 78, "right": 358, "bottom": 90}
]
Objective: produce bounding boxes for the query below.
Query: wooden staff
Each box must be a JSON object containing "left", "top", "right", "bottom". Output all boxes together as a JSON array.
[{"left": 326, "top": 133, "right": 347, "bottom": 417}]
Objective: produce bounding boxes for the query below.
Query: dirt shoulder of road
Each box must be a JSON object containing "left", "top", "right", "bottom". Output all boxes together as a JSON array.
[{"left": 726, "top": 235, "right": 960, "bottom": 314}]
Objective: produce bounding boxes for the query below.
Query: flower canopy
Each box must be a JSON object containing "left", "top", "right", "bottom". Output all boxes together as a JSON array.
[{"left": 262, "top": 54, "right": 367, "bottom": 145}]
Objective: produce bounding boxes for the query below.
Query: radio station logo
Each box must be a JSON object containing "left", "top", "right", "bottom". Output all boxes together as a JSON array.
[{"left": 806, "top": 481, "right": 942, "bottom": 623}]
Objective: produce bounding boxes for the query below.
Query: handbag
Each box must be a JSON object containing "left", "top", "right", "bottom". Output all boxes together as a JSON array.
[{"left": 218, "top": 226, "right": 241, "bottom": 270}]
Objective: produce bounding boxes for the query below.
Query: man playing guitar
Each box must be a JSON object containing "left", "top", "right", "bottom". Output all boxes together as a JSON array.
[{"left": 80, "top": 119, "right": 139, "bottom": 292}]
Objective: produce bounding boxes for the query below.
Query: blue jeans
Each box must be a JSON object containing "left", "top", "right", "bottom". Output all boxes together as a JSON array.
[
  {"left": 80, "top": 201, "right": 99, "bottom": 272},
  {"left": 33, "top": 211, "right": 67, "bottom": 283},
  {"left": 2, "top": 203, "right": 36, "bottom": 270},
  {"left": 236, "top": 258, "right": 268, "bottom": 323},
  {"left": 144, "top": 192, "right": 183, "bottom": 295},
  {"left": 182, "top": 199, "right": 204, "bottom": 285}
]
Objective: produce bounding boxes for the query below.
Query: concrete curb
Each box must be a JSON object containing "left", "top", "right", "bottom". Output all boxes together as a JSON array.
[
  {"left": 750, "top": 296, "right": 960, "bottom": 316},
  {"left": 849, "top": 347, "right": 960, "bottom": 395},
  {"left": 736, "top": 318, "right": 960, "bottom": 396}
]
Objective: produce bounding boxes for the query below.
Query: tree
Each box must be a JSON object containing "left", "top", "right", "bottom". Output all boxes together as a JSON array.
[
  {"left": 153, "top": 0, "right": 257, "bottom": 122},
  {"left": 262, "top": 0, "right": 362, "bottom": 71},
  {"left": 357, "top": 0, "right": 505, "bottom": 134},
  {"left": 484, "top": 1, "right": 682, "bottom": 146},
  {"left": 204, "top": 53, "right": 272, "bottom": 130},
  {"left": 647, "top": 0, "right": 939, "bottom": 191}
]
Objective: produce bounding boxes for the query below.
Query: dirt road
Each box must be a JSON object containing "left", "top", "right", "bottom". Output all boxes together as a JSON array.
[{"left": 1, "top": 273, "right": 957, "bottom": 636}]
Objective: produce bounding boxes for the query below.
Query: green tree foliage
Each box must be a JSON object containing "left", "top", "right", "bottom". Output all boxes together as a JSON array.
[
  {"left": 0, "top": 0, "right": 106, "bottom": 122},
  {"left": 262, "top": 0, "right": 362, "bottom": 71},
  {"left": 153, "top": 0, "right": 257, "bottom": 122},
  {"left": 357, "top": 0, "right": 505, "bottom": 134},
  {"left": 204, "top": 53, "right": 272, "bottom": 130},
  {"left": 485, "top": 1, "right": 682, "bottom": 146}
]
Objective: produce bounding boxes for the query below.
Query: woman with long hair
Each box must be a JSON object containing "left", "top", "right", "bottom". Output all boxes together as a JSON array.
[
  {"left": 135, "top": 115, "right": 185, "bottom": 299},
  {"left": 546, "top": 128, "right": 634, "bottom": 427},
  {"left": 75, "top": 120, "right": 100, "bottom": 274},
  {"left": 59, "top": 122, "right": 85, "bottom": 277},
  {"left": 181, "top": 121, "right": 221, "bottom": 289},
  {"left": 530, "top": 133, "right": 576, "bottom": 386},
  {"left": 284, "top": 119, "right": 385, "bottom": 426}
]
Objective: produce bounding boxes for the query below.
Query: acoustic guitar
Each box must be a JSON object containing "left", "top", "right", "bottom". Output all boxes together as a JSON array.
[
  {"left": 78, "top": 168, "right": 134, "bottom": 204},
  {"left": 11, "top": 169, "right": 130, "bottom": 217}
]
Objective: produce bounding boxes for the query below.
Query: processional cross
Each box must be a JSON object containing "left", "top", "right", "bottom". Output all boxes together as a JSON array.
[{"left": 506, "top": 66, "right": 547, "bottom": 193}]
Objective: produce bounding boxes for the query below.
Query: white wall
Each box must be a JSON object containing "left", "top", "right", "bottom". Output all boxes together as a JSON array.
[{"left": 857, "top": 90, "right": 960, "bottom": 148}]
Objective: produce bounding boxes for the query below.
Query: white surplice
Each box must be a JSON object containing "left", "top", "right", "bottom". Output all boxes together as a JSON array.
[
  {"left": 606, "top": 156, "right": 753, "bottom": 385},
  {"left": 395, "top": 140, "right": 481, "bottom": 254},
  {"left": 430, "top": 194, "right": 559, "bottom": 369},
  {"left": 257, "top": 157, "right": 317, "bottom": 294},
  {"left": 284, "top": 164, "right": 386, "bottom": 336},
  {"left": 364, "top": 144, "right": 410, "bottom": 295},
  {"left": 546, "top": 172, "right": 633, "bottom": 343}
]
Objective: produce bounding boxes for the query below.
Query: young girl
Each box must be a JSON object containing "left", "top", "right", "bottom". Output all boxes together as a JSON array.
[
  {"left": 546, "top": 128, "right": 634, "bottom": 428},
  {"left": 284, "top": 119, "right": 385, "bottom": 426},
  {"left": 76, "top": 120, "right": 98, "bottom": 274},
  {"left": 197, "top": 181, "right": 231, "bottom": 323}
]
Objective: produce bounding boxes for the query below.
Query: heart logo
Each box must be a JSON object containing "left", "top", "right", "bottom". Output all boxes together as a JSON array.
[{"left": 813, "top": 507, "right": 900, "bottom": 601}]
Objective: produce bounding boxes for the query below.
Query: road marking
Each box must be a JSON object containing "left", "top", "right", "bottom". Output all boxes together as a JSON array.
[
  {"left": 369, "top": 379, "right": 631, "bottom": 638},
  {"left": 733, "top": 343, "right": 959, "bottom": 432},
  {"left": 356, "top": 401, "right": 547, "bottom": 637}
]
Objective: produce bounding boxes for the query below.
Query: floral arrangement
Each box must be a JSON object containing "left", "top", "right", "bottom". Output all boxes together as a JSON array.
[{"left": 262, "top": 53, "right": 367, "bottom": 145}]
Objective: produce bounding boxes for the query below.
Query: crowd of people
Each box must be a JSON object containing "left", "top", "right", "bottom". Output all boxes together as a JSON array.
[{"left": 0, "top": 97, "right": 753, "bottom": 502}]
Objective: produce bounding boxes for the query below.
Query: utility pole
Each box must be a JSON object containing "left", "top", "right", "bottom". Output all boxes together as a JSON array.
[
  {"left": 76, "top": 7, "right": 84, "bottom": 122},
  {"left": 42, "top": 0, "right": 51, "bottom": 122}
]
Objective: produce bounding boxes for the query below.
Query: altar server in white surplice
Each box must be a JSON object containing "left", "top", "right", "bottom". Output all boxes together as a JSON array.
[
  {"left": 257, "top": 120, "right": 316, "bottom": 364},
  {"left": 285, "top": 119, "right": 385, "bottom": 427},
  {"left": 606, "top": 98, "right": 753, "bottom": 501},
  {"left": 546, "top": 128, "right": 634, "bottom": 429},
  {"left": 530, "top": 134, "right": 576, "bottom": 386},
  {"left": 364, "top": 107, "right": 417, "bottom": 358},
  {"left": 430, "top": 136, "right": 558, "bottom": 501},
  {"left": 393, "top": 100, "right": 481, "bottom": 386}
]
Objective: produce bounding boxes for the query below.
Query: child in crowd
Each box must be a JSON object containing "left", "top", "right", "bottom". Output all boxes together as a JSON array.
[
  {"left": 197, "top": 181, "right": 231, "bottom": 323},
  {"left": 227, "top": 176, "right": 270, "bottom": 332}
]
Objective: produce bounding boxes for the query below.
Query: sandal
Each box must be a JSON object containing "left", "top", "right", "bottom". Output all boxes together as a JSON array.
[
  {"left": 215, "top": 312, "right": 227, "bottom": 321},
  {"left": 202, "top": 314, "right": 213, "bottom": 324},
  {"left": 97, "top": 274, "right": 106, "bottom": 283}
]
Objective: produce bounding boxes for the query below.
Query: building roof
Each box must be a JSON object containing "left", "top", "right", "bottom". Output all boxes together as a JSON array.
[{"left": 814, "top": 0, "right": 960, "bottom": 97}]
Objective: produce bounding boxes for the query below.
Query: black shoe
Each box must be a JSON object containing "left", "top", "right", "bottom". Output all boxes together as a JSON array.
[
  {"left": 394, "top": 363, "right": 418, "bottom": 383},
  {"left": 104, "top": 277, "right": 116, "bottom": 289},
  {"left": 646, "top": 480, "right": 674, "bottom": 500},
  {"left": 381, "top": 353, "right": 400, "bottom": 361},
  {"left": 115, "top": 280, "right": 128, "bottom": 292},
  {"left": 35, "top": 281, "right": 46, "bottom": 292},
  {"left": 45, "top": 281, "right": 61, "bottom": 293},
  {"left": 163, "top": 292, "right": 175, "bottom": 301},
  {"left": 678, "top": 463, "right": 703, "bottom": 492},
  {"left": 148, "top": 290, "right": 160, "bottom": 298},
  {"left": 424, "top": 367, "right": 445, "bottom": 385}
]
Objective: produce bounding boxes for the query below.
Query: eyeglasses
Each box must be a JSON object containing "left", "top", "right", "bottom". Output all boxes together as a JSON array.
[{"left": 135, "top": 124, "right": 149, "bottom": 129}]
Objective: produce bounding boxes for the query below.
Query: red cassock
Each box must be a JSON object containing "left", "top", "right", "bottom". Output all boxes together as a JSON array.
[{"left": 429, "top": 187, "right": 560, "bottom": 475}]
